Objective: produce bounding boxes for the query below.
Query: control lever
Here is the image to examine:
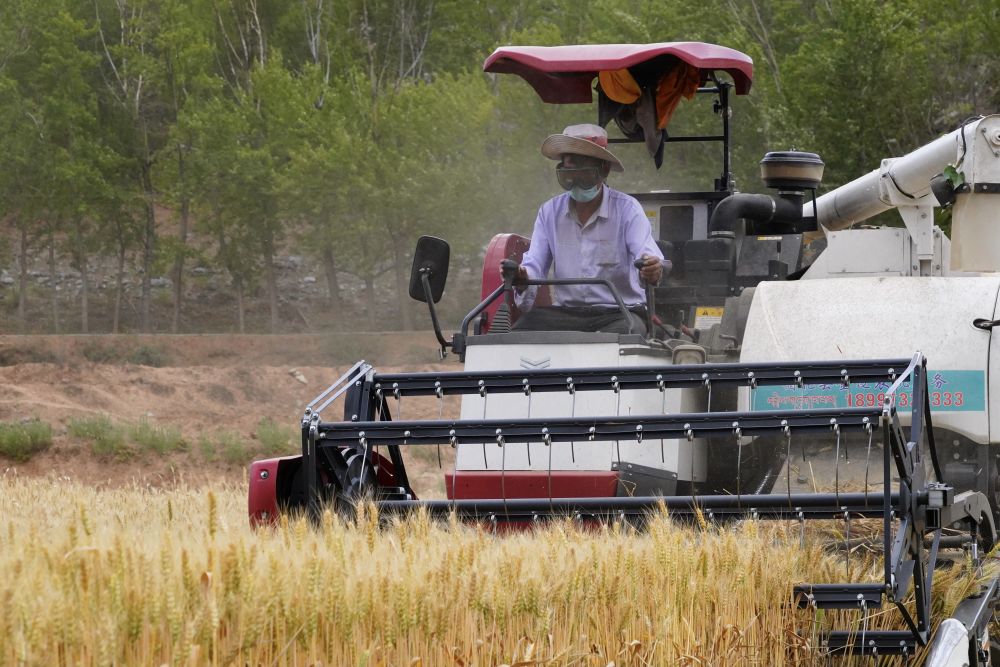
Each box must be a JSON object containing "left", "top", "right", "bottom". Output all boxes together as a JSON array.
[
  {"left": 500, "top": 258, "right": 520, "bottom": 305},
  {"left": 500, "top": 259, "right": 519, "bottom": 291},
  {"left": 634, "top": 257, "right": 656, "bottom": 337}
]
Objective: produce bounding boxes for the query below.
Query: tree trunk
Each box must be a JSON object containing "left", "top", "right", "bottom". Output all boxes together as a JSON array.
[
  {"left": 113, "top": 237, "right": 126, "bottom": 334},
  {"left": 217, "top": 225, "right": 245, "bottom": 334},
  {"left": 48, "top": 228, "right": 59, "bottom": 334},
  {"left": 392, "top": 239, "right": 413, "bottom": 330},
  {"left": 80, "top": 262, "right": 89, "bottom": 334},
  {"left": 140, "top": 162, "right": 156, "bottom": 332},
  {"left": 171, "top": 148, "right": 190, "bottom": 333},
  {"left": 17, "top": 223, "right": 27, "bottom": 333},
  {"left": 263, "top": 225, "right": 279, "bottom": 333},
  {"left": 320, "top": 242, "right": 343, "bottom": 312},
  {"left": 364, "top": 275, "right": 376, "bottom": 330},
  {"left": 72, "top": 219, "right": 88, "bottom": 334},
  {"left": 235, "top": 275, "right": 246, "bottom": 334}
]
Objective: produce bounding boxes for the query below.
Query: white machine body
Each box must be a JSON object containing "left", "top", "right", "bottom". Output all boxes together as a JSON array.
[
  {"left": 456, "top": 334, "right": 707, "bottom": 485},
  {"left": 740, "top": 276, "right": 996, "bottom": 443}
]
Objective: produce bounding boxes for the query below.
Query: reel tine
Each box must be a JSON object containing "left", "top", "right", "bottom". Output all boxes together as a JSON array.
[
  {"left": 843, "top": 508, "right": 851, "bottom": 578},
  {"left": 359, "top": 431, "right": 370, "bottom": 488},
  {"left": 448, "top": 429, "right": 458, "bottom": 512},
  {"left": 859, "top": 594, "right": 868, "bottom": 661},
  {"left": 479, "top": 380, "right": 488, "bottom": 469},
  {"left": 831, "top": 418, "right": 841, "bottom": 506},
  {"left": 704, "top": 372, "right": 712, "bottom": 411},
  {"left": 795, "top": 371, "right": 809, "bottom": 479},
  {"left": 435, "top": 381, "right": 444, "bottom": 469},
  {"left": 863, "top": 418, "right": 874, "bottom": 501},
  {"left": 613, "top": 376, "right": 622, "bottom": 468},
  {"left": 524, "top": 379, "right": 532, "bottom": 467},
  {"left": 734, "top": 421, "right": 742, "bottom": 501},
  {"left": 393, "top": 382, "right": 403, "bottom": 419},
  {"left": 567, "top": 377, "right": 576, "bottom": 463},
  {"left": 543, "top": 427, "right": 553, "bottom": 512},
  {"left": 658, "top": 375, "right": 666, "bottom": 464},
  {"left": 783, "top": 420, "right": 792, "bottom": 506},
  {"left": 498, "top": 429, "right": 507, "bottom": 517}
]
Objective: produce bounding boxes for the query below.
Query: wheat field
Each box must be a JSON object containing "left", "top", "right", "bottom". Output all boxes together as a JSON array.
[{"left": 0, "top": 474, "right": 985, "bottom": 667}]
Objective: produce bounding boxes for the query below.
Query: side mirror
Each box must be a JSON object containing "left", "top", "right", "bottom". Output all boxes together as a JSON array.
[{"left": 408, "top": 236, "right": 450, "bottom": 303}]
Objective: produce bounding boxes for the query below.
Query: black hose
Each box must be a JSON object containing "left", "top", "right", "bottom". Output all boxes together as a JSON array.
[{"left": 709, "top": 192, "right": 803, "bottom": 236}]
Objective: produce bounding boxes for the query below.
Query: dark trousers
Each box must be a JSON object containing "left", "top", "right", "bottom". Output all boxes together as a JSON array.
[{"left": 512, "top": 306, "right": 647, "bottom": 335}]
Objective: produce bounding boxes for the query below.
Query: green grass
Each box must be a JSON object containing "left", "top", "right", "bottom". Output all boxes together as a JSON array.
[
  {"left": 79, "top": 342, "right": 169, "bottom": 367},
  {"left": 79, "top": 342, "right": 120, "bottom": 364},
  {"left": 68, "top": 415, "right": 131, "bottom": 460},
  {"left": 218, "top": 431, "right": 252, "bottom": 465},
  {"left": 127, "top": 345, "right": 168, "bottom": 367},
  {"left": 0, "top": 420, "right": 53, "bottom": 462},
  {"left": 198, "top": 435, "right": 218, "bottom": 461},
  {"left": 67, "top": 415, "right": 270, "bottom": 466},
  {"left": 129, "top": 419, "right": 186, "bottom": 454},
  {"left": 255, "top": 417, "right": 295, "bottom": 455}
]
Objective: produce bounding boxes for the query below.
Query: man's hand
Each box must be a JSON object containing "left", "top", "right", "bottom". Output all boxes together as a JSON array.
[
  {"left": 499, "top": 261, "right": 529, "bottom": 292},
  {"left": 638, "top": 254, "right": 664, "bottom": 285}
]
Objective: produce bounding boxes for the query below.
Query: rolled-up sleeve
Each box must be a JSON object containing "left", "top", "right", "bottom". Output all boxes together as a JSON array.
[{"left": 624, "top": 200, "right": 664, "bottom": 271}]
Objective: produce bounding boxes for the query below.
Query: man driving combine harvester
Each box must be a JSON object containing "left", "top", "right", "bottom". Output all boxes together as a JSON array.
[
  {"left": 251, "top": 40, "right": 1000, "bottom": 664},
  {"left": 509, "top": 123, "right": 667, "bottom": 335}
]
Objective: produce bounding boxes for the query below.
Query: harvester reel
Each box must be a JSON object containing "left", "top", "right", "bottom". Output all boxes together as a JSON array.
[
  {"left": 315, "top": 444, "right": 377, "bottom": 518},
  {"left": 279, "top": 443, "right": 374, "bottom": 520}
]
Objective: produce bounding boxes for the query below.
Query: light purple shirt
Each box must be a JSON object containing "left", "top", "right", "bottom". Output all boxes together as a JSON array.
[{"left": 517, "top": 186, "right": 663, "bottom": 310}]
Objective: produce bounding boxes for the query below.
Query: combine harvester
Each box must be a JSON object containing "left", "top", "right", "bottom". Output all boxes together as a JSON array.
[{"left": 250, "top": 43, "right": 1000, "bottom": 664}]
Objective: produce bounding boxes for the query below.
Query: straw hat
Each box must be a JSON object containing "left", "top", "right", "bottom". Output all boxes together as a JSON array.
[{"left": 540, "top": 123, "right": 624, "bottom": 172}]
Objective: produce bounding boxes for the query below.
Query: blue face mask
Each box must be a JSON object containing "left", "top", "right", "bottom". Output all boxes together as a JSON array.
[{"left": 569, "top": 183, "right": 602, "bottom": 203}]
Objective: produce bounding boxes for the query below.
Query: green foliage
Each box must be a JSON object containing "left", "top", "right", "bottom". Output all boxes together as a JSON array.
[
  {"left": 943, "top": 165, "right": 966, "bottom": 188},
  {"left": 0, "top": 345, "right": 60, "bottom": 366},
  {"left": 129, "top": 419, "right": 186, "bottom": 454},
  {"left": 128, "top": 345, "right": 168, "bottom": 367},
  {"left": 1, "top": 0, "right": 999, "bottom": 333},
  {"left": 255, "top": 417, "right": 295, "bottom": 455},
  {"left": 218, "top": 431, "right": 252, "bottom": 465},
  {"left": 0, "top": 420, "right": 53, "bottom": 462},
  {"left": 80, "top": 342, "right": 168, "bottom": 366},
  {"left": 197, "top": 429, "right": 256, "bottom": 464},
  {"left": 80, "top": 342, "right": 120, "bottom": 364},
  {"left": 69, "top": 415, "right": 130, "bottom": 460}
]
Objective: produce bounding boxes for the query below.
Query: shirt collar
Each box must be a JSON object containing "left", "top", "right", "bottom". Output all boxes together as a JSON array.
[{"left": 560, "top": 185, "right": 610, "bottom": 228}]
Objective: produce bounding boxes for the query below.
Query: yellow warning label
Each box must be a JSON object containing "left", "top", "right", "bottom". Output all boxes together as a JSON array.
[
  {"left": 694, "top": 306, "right": 724, "bottom": 329},
  {"left": 756, "top": 235, "right": 782, "bottom": 241}
]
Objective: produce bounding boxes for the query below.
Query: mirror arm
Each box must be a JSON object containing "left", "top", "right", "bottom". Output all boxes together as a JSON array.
[{"left": 421, "top": 270, "right": 451, "bottom": 358}]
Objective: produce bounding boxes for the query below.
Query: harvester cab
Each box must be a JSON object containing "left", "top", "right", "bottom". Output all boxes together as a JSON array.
[{"left": 250, "top": 42, "right": 1000, "bottom": 664}]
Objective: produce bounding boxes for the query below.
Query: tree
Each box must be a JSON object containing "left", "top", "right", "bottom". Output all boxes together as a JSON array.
[{"left": 93, "top": 0, "right": 172, "bottom": 332}]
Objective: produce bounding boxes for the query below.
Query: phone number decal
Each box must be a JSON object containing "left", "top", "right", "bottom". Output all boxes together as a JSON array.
[{"left": 750, "top": 370, "right": 985, "bottom": 412}]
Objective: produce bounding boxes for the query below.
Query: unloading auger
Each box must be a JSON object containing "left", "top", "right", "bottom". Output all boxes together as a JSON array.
[{"left": 251, "top": 352, "right": 997, "bottom": 660}]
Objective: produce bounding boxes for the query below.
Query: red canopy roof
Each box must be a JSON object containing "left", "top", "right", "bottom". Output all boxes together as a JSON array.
[{"left": 483, "top": 42, "right": 753, "bottom": 104}]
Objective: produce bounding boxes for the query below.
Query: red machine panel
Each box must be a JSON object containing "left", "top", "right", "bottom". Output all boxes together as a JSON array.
[
  {"left": 479, "top": 233, "right": 551, "bottom": 333},
  {"left": 445, "top": 470, "right": 620, "bottom": 500},
  {"left": 483, "top": 42, "right": 753, "bottom": 103}
]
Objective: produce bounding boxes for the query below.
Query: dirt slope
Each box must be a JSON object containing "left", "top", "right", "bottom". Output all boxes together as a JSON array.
[{"left": 0, "top": 334, "right": 460, "bottom": 491}]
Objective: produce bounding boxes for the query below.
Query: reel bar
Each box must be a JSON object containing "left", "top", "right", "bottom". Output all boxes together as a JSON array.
[
  {"left": 371, "top": 358, "right": 911, "bottom": 398},
  {"left": 376, "top": 491, "right": 900, "bottom": 520},
  {"left": 317, "top": 407, "right": 883, "bottom": 447},
  {"left": 825, "top": 631, "right": 917, "bottom": 657}
]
